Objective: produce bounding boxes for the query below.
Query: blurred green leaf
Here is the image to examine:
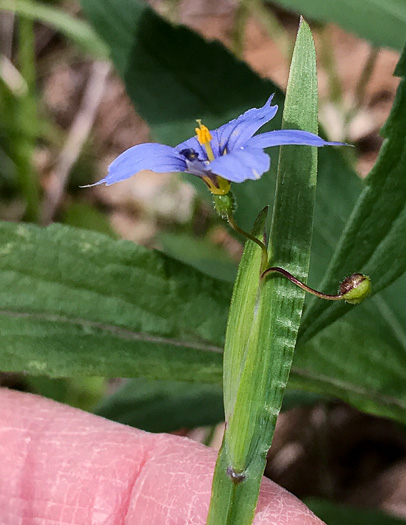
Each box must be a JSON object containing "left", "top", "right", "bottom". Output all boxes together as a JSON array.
[
  {"left": 300, "top": 46, "right": 406, "bottom": 343},
  {"left": 267, "top": 0, "right": 406, "bottom": 51},
  {"left": 26, "top": 376, "right": 105, "bottom": 410},
  {"left": 367, "top": 278, "right": 406, "bottom": 351},
  {"left": 159, "top": 232, "right": 237, "bottom": 283},
  {"left": 0, "top": 222, "right": 225, "bottom": 381},
  {"left": 94, "top": 378, "right": 224, "bottom": 432},
  {"left": 62, "top": 202, "right": 117, "bottom": 238},
  {"left": 281, "top": 389, "right": 329, "bottom": 410},
  {"left": 5, "top": 16, "right": 41, "bottom": 222},
  {"left": 81, "top": 0, "right": 279, "bottom": 143},
  {"left": 308, "top": 148, "right": 362, "bottom": 283},
  {"left": 306, "top": 498, "right": 406, "bottom": 525},
  {"left": 0, "top": 0, "right": 108, "bottom": 57},
  {"left": 292, "top": 304, "right": 406, "bottom": 424}
]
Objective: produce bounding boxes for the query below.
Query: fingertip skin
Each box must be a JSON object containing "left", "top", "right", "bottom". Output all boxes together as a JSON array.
[{"left": 0, "top": 389, "right": 324, "bottom": 524}]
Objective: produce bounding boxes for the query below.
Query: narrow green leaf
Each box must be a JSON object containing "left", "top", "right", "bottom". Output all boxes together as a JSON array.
[
  {"left": 206, "top": 209, "right": 270, "bottom": 525},
  {"left": 221, "top": 208, "right": 269, "bottom": 425},
  {"left": 300, "top": 45, "right": 406, "bottom": 343},
  {"left": 0, "top": 0, "right": 108, "bottom": 58},
  {"left": 268, "top": 0, "right": 406, "bottom": 51},
  {"left": 0, "top": 222, "right": 225, "bottom": 381},
  {"left": 207, "top": 19, "right": 319, "bottom": 524}
]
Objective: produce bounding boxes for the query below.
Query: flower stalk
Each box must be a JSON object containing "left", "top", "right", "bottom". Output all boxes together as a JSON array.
[
  {"left": 262, "top": 266, "right": 371, "bottom": 304},
  {"left": 222, "top": 210, "right": 371, "bottom": 305},
  {"left": 227, "top": 213, "right": 269, "bottom": 275}
]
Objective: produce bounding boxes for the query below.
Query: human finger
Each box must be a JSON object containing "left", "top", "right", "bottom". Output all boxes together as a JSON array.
[{"left": 0, "top": 388, "right": 324, "bottom": 524}]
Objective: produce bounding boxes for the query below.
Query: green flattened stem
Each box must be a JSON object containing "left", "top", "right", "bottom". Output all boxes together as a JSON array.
[
  {"left": 206, "top": 207, "right": 272, "bottom": 525},
  {"left": 207, "top": 18, "right": 326, "bottom": 525}
]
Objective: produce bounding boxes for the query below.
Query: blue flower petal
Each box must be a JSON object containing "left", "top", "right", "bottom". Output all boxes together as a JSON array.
[
  {"left": 213, "top": 94, "right": 279, "bottom": 153},
  {"left": 247, "top": 129, "right": 347, "bottom": 149},
  {"left": 86, "top": 143, "right": 187, "bottom": 186},
  {"left": 209, "top": 147, "right": 270, "bottom": 183}
]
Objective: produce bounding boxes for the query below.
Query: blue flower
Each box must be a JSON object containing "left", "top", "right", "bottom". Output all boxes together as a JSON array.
[{"left": 88, "top": 94, "right": 344, "bottom": 195}]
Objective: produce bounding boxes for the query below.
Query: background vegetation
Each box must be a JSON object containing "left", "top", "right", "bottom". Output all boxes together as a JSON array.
[{"left": 0, "top": 0, "right": 405, "bottom": 523}]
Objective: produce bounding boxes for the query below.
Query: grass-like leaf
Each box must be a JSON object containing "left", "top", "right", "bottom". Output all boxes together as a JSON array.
[{"left": 206, "top": 19, "right": 319, "bottom": 524}]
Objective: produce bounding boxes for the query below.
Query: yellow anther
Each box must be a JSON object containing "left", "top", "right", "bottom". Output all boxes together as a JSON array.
[
  {"left": 195, "top": 120, "right": 212, "bottom": 145},
  {"left": 195, "top": 119, "right": 215, "bottom": 161}
]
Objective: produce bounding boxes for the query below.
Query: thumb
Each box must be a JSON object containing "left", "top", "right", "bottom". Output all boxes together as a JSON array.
[{"left": 0, "top": 388, "right": 324, "bottom": 524}]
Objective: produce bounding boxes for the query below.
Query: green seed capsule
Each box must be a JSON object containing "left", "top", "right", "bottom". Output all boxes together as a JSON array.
[{"left": 339, "top": 273, "right": 371, "bottom": 304}]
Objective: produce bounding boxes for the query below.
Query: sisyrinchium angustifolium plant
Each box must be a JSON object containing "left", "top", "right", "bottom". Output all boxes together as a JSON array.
[{"left": 0, "top": 0, "right": 405, "bottom": 523}]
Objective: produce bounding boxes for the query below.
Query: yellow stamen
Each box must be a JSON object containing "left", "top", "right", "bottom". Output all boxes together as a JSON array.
[
  {"left": 195, "top": 119, "right": 215, "bottom": 161},
  {"left": 195, "top": 120, "right": 231, "bottom": 195}
]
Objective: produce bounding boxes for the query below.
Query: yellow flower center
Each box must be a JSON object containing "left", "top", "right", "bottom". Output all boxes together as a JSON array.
[{"left": 195, "top": 119, "right": 231, "bottom": 195}]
